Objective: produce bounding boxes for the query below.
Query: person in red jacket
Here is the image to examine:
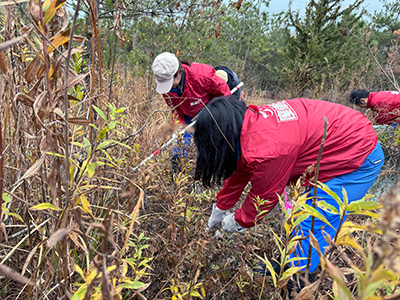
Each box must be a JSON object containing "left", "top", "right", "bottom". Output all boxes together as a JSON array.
[
  {"left": 194, "top": 97, "right": 384, "bottom": 296},
  {"left": 349, "top": 89, "right": 400, "bottom": 125},
  {"left": 152, "top": 52, "right": 232, "bottom": 171}
]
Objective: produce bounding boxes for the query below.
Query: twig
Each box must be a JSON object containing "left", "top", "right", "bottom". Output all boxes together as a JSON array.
[{"left": 305, "top": 116, "right": 328, "bottom": 280}]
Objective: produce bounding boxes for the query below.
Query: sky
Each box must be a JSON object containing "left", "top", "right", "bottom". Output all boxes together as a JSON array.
[{"left": 267, "top": 0, "right": 385, "bottom": 16}]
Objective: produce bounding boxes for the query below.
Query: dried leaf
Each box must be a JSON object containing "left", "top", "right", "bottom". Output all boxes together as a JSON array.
[
  {"left": 25, "top": 55, "right": 41, "bottom": 84},
  {"left": 47, "top": 28, "right": 70, "bottom": 54},
  {"left": 0, "top": 51, "right": 7, "bottom": 74},
  {"left": 294, "top": 280, "right": 320, "bottom": 300},
  {"left": 19, "top": 155, "right": 46, "bottom": 182},
  {"left": 15, "top": 93, "right": 35, "bottom": 107},
  {"left": 20, "top": 24, "right": 33, "bottom": 35},
  {"left": 28, "top": 0, "right": 41, "bottom": 23},
  {"left": 0, "top": 223, "right": 7, "bottom": 243},
  {"left": 22, "top": 243, "right": 40, "bottom": 275},
  {"left": 73, "top": 35, "right": 87, "bottom": 43},
  {"left": 0, "top": 0, "right": 29, "bottom": 6},
  {"left": 56, "top": 73, "right": 88, "bottom": 93},
  {"left": 0, "top": 263, "right": 35, "bottom": 286},
  {"left": 69, "top": 118, "right": 91, "bottom": 125},
  {"left": 27, "top": 80, "right": 42, "bottom": 98},
  {"left": 0, "top": 36, "right": 26, "bottom": 51},
  {"left": 48, "top": 227, "right": 71, "bottom": 248}
]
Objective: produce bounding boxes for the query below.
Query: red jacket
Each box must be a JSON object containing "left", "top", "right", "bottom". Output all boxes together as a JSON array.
[
  {"left": 367, "top": 91, "right": 400, "bottom": 125},
  {"left": 163, "top": 63, "right": 231, "bottom": 123},
  {"left": 216, "top": 99, "right": 377, "bottom": 228}
]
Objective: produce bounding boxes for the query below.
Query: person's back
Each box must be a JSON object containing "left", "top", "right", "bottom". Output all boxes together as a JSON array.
[
  {"left": 241, "top": 99, "right": 377, "bottom": 183},
  {"left": 349, "top": 89, "right": 400, "bottom": 125},
  {"left": 215, "top": 65, "right": 242, "bottom": 99}
]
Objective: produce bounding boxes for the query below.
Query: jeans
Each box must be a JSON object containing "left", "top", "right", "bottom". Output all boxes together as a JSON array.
[{"left": 290, "top": 142, "right": 384, "bottom": 272}]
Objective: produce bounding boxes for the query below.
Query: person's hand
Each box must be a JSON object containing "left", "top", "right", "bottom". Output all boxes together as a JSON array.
[
  {"left": 221, "top": 213, "right": 246, "bottom": 233},
  {"left": 208, "top": 203, "right": 228, "bottom": 229}
]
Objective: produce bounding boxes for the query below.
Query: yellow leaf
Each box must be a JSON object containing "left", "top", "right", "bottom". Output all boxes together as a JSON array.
[
  {"left": 43, "top": 0, "right": 66, "bottom": 24},
  {"left": 46, "top": 29, "right": 70, "bottom": 54},
  {"left": 79, "top": 195, "right": 92, "bottom": 215},
  {"left": 30, "top": 203, "right": 61, "bottom": 211}
]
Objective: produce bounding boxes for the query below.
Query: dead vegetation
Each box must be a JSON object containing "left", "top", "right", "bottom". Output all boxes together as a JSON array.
[{"left": 1, "top": 1, "right": 400, "bottom": 300}]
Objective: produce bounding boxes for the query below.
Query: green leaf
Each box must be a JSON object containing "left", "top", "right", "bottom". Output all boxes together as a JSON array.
[
  {"left": 71, "top": 142, "right": 86, "bottom": 148},
  {"left": 30, "top": 203, "right": 62, "bottom": 211},
  {"left": 2, "top": 192, "right": 10, "bottom": 202},
  {"left": 347, "top": 200, "right": 383, "bottom": 212},
  {"left": 46, "top": 152, "right": 66, "bottom": 158},
  {"left": 86, "top": 163, "right": 95, "bottom": 178},
  {"left": 97, "top": 140, "right": 131, "bottom": 150},
  {"left": 280, "top": 266, "right": 304, "bottom": 281},
  {"left": 301, "top": 203, "right": 335, "bottom": 229},
  {"left": 317, "top": 200, "right": 339, "bottom": 214},
  {"left": 118, "top": 281, "right": 146, "bottom": 289},
  {"left": 93, "top": 105, "right": 108, "bottom": 123},
  {"left": 318, "top": 182, "right": 344, "bottom": 211},
  {"left": 6, "top": 212, "right": 24, "bottom": 223},
  {"left": 71, "top": 283, "right": 87, "bottom": 300}
]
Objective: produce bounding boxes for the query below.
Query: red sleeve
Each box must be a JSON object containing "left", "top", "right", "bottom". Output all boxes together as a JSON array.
[
  {"left": 202, "top": 71, "right": 232, "bottom": 97},
  {"left": 218, "top": 155, "right": 297, "bottom": 228}
]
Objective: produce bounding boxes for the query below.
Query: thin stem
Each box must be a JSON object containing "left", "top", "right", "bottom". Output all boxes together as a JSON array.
[{"left": 305, "top": 116, "right": 328, "bottom": 280}]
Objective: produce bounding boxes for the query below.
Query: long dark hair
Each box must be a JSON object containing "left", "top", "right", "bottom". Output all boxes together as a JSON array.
[
  {"left": 194, "top": 96, "right": 247, "bottom": 187},
  {"left": 349, "top": 89, "right": 370, "bottom": 105}
]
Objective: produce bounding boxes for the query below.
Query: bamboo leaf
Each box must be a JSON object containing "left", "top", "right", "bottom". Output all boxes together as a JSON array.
[
  {"left": 25, "top": 54, "right": 41, "bottom": 84},
  {"left": 5, "top": 212, "right": 24, "bottom": 223},
  {"left": 71, "top": 283, "right": 87, "bottom": 300},
  {"left": 118, "top": 281, "right": 146, "bottom": 290},
  {"left": 0, "top": 263, "right": 36, "bottom": 286},
  {"left": 43, "top": 0, "right": 66, "bottom": 24},
  {"left": 93, "top": 105, "right": 108, "bottom": 123},
  {"left": 47, "top": 227, "right": 71, "bottom": 248},
  {"left": 79, "top": 195, "right": 92, "bottom": 215},
  {"left": 301, "top": 203, "right": 335, "bottom": 229},
  {"left": 347, "top": 200, "right": 383, "bottom": 212},
  {"left": 30, "top": 203, "right": 61, "bottom": 211},
  {"left": 19, "top": 155, "right": 46, "bottom": 182}
]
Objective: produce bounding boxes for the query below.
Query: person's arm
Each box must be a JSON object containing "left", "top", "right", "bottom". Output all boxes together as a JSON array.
[
  {"left": 221, "top": 155, "right": 297, "bottom": 228},
  {"left": 202, "top": 71, "right": 232, "bottom": 97}
]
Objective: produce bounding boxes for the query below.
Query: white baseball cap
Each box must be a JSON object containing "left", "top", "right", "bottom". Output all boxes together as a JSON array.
[{"left": 152, "top": 52, "right": 179, "bottom": 94}]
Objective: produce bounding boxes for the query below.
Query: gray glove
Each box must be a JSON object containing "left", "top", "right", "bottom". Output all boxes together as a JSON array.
[
  {"left": 208, "top": 203, "right": 229, "bottom": 229},
  {"left": 221, "top": 213, "right": 247, "bottom": 233}
]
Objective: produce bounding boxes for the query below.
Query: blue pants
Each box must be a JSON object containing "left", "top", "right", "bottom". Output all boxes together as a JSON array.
[
  {"left": 173, "top": 132, "right": 193, "bottom": 159},
  {"left": 290, "top": 142, "right": 384, "bottom": 272},
  {"left": 173, "top": 115, "right": 193, "bottom": 159}
]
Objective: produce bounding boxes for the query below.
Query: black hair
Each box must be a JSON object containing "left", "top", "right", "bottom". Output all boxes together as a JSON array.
[
  {"left": 179, "top": 59, "right": 191, "bottom": 66},
  {"left": 349, "top": 89, "right": 370, "bottom": 105},
  {"left": 194, "top": 96, "right": 247, "bottom": 187}
]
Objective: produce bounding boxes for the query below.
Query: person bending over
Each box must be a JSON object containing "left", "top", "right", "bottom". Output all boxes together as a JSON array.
[
  {"left": 350, "top": 89, "right": 400, "bottom": 126},
  {"left": 194, "top": 97, "right": 384, "bottom": 297},
  {"left": 152, "top": 52, "right": 231, "bottom": 171}
]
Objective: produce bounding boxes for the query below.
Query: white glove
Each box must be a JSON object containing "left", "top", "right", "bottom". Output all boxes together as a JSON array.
[
  {"left": 221, "top": 213, "right": 247, "bottom": 233},
  {"left": 208, "top": 203, "right": 229, "bottom": 229}
]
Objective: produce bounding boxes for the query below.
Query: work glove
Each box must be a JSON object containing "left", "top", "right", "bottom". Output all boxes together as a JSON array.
[
  {"left": 221, "top": 213, "right": 246, "bottom": 233},
  {"left": 208, "top": 203, "right": 229, "bottom": 229}
]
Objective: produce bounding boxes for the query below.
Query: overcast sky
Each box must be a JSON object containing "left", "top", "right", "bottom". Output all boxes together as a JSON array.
[{"left": 267, "top": 0, "right": 384, "bottom": 16}]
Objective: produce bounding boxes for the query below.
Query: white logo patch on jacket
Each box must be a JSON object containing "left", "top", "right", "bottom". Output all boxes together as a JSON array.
[{"left": 261, "top": 101, "right": 298, "bottom": 122}]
